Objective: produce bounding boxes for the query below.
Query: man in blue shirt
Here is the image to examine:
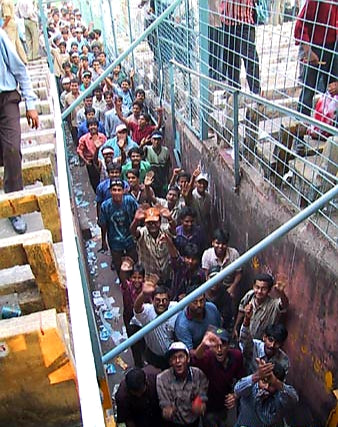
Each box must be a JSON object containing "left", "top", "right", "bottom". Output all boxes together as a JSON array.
[
  {"left": 100, "top": 179, "right": 138, "bottom": 277},
  {"left": 0, "top": 28, "right": 39, "bottom": 234},
  {"left": 175, "top": 284, "right": 221, "bottom": 350}
]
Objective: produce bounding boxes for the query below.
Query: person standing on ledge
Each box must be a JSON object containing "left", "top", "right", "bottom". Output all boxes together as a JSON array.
[{"left": 0, "top": 28, "right": 39, "bottom": 234}]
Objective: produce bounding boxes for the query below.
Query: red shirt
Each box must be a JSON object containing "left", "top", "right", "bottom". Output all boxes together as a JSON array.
[
  {"left": 77, "top": 132, "right": 106, "bottom": 162},
  {"left": 128, "top": 121, "right": 156, "bottom": 144},
  {"left": 219, "top": 0, "right": 255, "bottom": 25},
  {"left": 294, "top": 1, "right": 337, "bottom": 46},
  {"left": 192, "top": 348, "right": 244, "bottom": 411}
]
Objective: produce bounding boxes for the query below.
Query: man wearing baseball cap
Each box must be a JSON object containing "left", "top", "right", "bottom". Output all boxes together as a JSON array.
[
  {"left": 192, "top": 327, "right": 244, "bottom": 426},
  {"left": 157, "top": 341, "right": 208, "bottom": 427}
]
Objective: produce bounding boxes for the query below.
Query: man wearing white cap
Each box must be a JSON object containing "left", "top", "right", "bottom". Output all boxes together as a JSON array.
[
  {"left": 156, "top": 341, "right": 209, "bottom": 427},
  {"left": 192, "top": 172, "right": 212, "bottom": 237}
]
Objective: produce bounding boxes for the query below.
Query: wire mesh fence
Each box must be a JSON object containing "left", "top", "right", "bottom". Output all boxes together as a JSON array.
[{"left": 98, "top": 0, "right": 337, "bottom": 244}]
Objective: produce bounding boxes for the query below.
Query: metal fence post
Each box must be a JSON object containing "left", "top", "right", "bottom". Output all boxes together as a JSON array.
[
  {"left": 107, "top": 0, "right": 118, "bottom": 58},
  {"left": 233, "top": 90, "right": 241, "bottom": 190},
  {"left": 127, "top": 0, "right": 136, "bottom": 70},
  {"left": 170, "top": 63, "right": 181, "bottom": 166},
  {"left": 38, "top": 0, "right": 54, "bottom": 72},
  {"left": 199, "top": 0, "right": 209, "bottom": 140}
]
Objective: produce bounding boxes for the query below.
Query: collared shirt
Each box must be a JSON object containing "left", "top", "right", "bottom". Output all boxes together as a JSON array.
[
  {"left": 136, "top": 224, "right": 174, "bottom": 281},
  {"left": 134, "top": 302, "right": 178, "bottom": 355},
  {"left": 170, "top": 255, "right": 206, "bottom": 300},
  {"left": 239, "top": 324, "right": 290, "bottom": 375},
  {"left": 128, "top": 121, "right": 156, "bottom": 144},
  {"left": 174, "top": 224, "right": 206, "bottom": 255},
  {"left": 116, "top": 365, "right": 162, "bottom": 427},
  {"left": 77, "top": 132, "right": 106, "bottom": 162},
  {"left": 0, "top": 29, "right": 37, "bottom": 110},
  {"left": 234, "top": 374, "right": 298, "bottom": 427},
  {"left": 175, "top": 302, "right": 222, "bottom": 350},
  {"left": 145, "top": 145, "right": 171, "bottom": 193},
  {"left": 219, "top": 0, "right": 255, "bottom": 25},
  {"left": 238, "top": 290, "right": 285, "bottom": 339},
  {"left": 99, "top": 136, "right": 138, "bottom": 161},
  {"left": 157, "top": 366, "right": 209, "bottom": 425},
  {"left": 95, "top": 178, "right": 129, "bottom": 204},
  {"left": 76, "top": 106, "right": 101, "bottom": 127},
  {"left": 122, "top": 160, "right": 151, "bottom": 183},
  {"left": 201, "top": 246, "right": 241, "bottom": 284},
  {"left": 100, "top": 195, "right": 138, "bottom": 251},
  {"left": 192, "top": 348, "right": 244, "bottom": 411},
  {"left": 93, "top": 96, "right": 106, "bottom": 113},
  {"left": 64, "top": 91, "right": 84, "bottom": 127},
  {"left": 16, "top": 0, "right": 38, "bottom": 22},
  {"left": 191, "top": 188, "right": 212, "bottom": 229},
  {"left": 78, "top": 120, "right": 105, "bottom": 139},
  {"left": 104, "top": 109, "right": 122, "bottom": 138}
]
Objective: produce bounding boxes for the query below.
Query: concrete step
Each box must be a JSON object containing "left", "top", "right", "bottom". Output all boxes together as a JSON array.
[
  {"left": 21, "top": 127, "right": 56, "bottom": 147},
  {"left": 33, "top": 86, "right": 48, "bottom": 100},
  {"left": 22, "top": 143, "right": 56, "bottom": 172},
  {"left": 20, "top": 113, "right": 54, "bottom": 133},
  {"left": 19, "top": 100, "right": 51, "bottom": 117}
]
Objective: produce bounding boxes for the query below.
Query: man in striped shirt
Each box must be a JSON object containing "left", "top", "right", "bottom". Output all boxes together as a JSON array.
[{"left": 219, "top": 0, "right": 261, "bottom": 95}]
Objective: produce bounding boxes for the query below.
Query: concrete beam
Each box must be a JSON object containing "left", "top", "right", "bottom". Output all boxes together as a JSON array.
[
  {"left": 0, "top": 186, "right": 61, "bottom": 242},
  {"left": 0, "top": 158, "right": 55, "bottom": 189},
  {"left": 0, "top": 230, "right": 67, "bottom": 312},
  {"left": 0, "top": 309, "right": 81, "bottom": 426}
]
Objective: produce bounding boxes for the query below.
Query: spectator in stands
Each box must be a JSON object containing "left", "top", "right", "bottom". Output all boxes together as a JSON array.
[
  {"left": 62, "top": 61, "right": 74, "bottom": 80},
  {"left": 0, "top": 28, "right": 38, "bottom": 233},
  {"left": 233, "top": 359, "right": 298, "bottom": 426},
  {"left": 93, "top": 87, "right": 106, "bottom": 112},
  {"left": 79, "top": 70, "right": 92, "bottom": 91},
  {"left": 99, "top": 178, "right": 138, "bottom": 277},
  {"left": 115, "top": 366, "right": 162, "bottom": 427},
  {"left": 156, "top": 341, "right": 209, "bottom": 427},
  {"left": 104, "top": 96, "right": 123, "bottom": 138},
  {"left": 93, "top": 28, "right": 103, "bottom": 51},
  {"left": 1, "top": 0, "right": 27, "bottom": 63},
  {"left": 98, "top": 51, "right": 110, "bottom": 70},
  {"left": 192, "top": 328, "right": 244, "bottom": 427},
  {"left": 72, "top": 27, "right": 86, "bottom": 52},
  {"left": 133, "top": 279, "right": 178, "bottom": 369},
  {"left": 130, "top": 206, "right": 177, "bottom": 284},
  {"left": 239, "top": 303, "right": 290, "bottom": 375},
  {"left": 96, "top": 146, "right": 114, "bottom": 181},
  {"left": 122, "top": 147, "right": 151, "bottom": 183},
  {"left": 128, "top": 100, "right": 143, "bottom": 125},
  {"left": 70, "top": 51, "right": 80, "bottom": 75},
  {"left": 165, "top": 234, "right": 206, "bottom": 301},
  {"left": 234, "top": 273, "right": 289, "bottom": 340},
  {"left": 99, "top": 123, "right": 138, "bottom": 163},
  {"left": 191, "top": 172, "right": 212, "bottom": 238},
  {"left": 91, "top": 58, "right": 104, "bottom": 81},
  {"left": 77, "top": 118, "right": 106, "bottom": 192},
  {"left": 174, "top": 206, "right": 206, "bottom": 256},
  {"left": 16, "top": 0, "right": 40, "bottom": 61},
  {"left": 111, "top": 63, "right": 128, "bottom": 86},
  {"left": 135, "top": 87, "right": 148, "bottom": 113},
  {"left": 78, "top": 107, "right": 105, "bottom": 138},
  {"left": 120, "top": 261, "right": 146, "bottom": 367},
  {"left": 294, "top": 0, "right": 337, "bottom": 117},
  {"left": 60, "top": 76, "right": 71, "bottom": 109},
  {"left": 219, "top": 0, "right": 261, "bottom": 95},
  {"left": 144, "top": 131, "right": 171, "bottom": 197},
  {"left": 76, "top": 95, "right": 94, "bottom": 126},
  {"left": 126, "top": 169, "right": 155, "bottom": 203},
  {"left": 202, "top": 229, "right": 242, "bottom": 299},
  {"left": 175, "top": 285, "right": 221, "bottom": 350},
  {"left": 103, "top": 90, "right": 114, "bottom": 114},
  {"left": 205, "top": 266, "right": 233, "bottom": 329}
]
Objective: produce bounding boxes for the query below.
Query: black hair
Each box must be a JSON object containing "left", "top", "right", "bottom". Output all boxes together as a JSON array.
[
  {"left": 135, "top": 88, "right": 146, "bottom": 97},
  {"left": 177, "top": 171, "right": 191, "bottom": 181},
  {"left": 128, "top": 147, "right": 143, "bottom": 157},
  {"left": 182, "top": 243, "right": 200, "bottom": 259},
  {"left": 59, "top": 41, "right": 66, "bottom": 47},
  {"left": 126, "top": 168, "right": 140, "bottom": 178},
  {"left": 84, "top": 94, "right": 93, "bottom": 100},
  {"left": 154, "top": 286, "right": 170, "bottom": 297},
  {"left": 272, "top": 362, "right": 286, "bottom": 382},
  {"left": 106, "top": 162, "right": 118, "bottom": 172},
  {"left": 70, "top": 78, "right": 79, "bottom": 85},
  {"left": 264, "top": 323, "right": 288, "bottom": 344},
  {"left": 132, "top": 263, "right": 145, "bottom": 276},
  {"left": 86, "top": 118, "right": 98, "bottom": 127},
  {"left": 212, "top": 228, "right": 229, "bottom": 244},
  {"left": 109, "top": 178, "right": 123, "bottom": 189},
  {"left": 93, "top": 29, "right": 102, "bottom": 36},
  {"left": 186, "top": 283, "right": 204, "bottom": 295},
  {"left": 71, "top": 41, "right": 79, "bottom": 47},
  {"left": 140, "top": 113, "right": 151, "bottom": 123},
  {"left": 104, "top": 90, "right": 113, "bottom": 99},
  {"left": 92, "top": 58, "right": 100, "bottom": 64},
  {"left": 254, "top": 273, "right": 274, "bottom": 290},
  {"left": 62, "top": 61, "right": 71, "bottom": 70},
  {"left": 125, "top": 368, "right": 146, "bottom": 392},
  {"left": 132, "top": 100, "right": 143, "bottom": 108},
  {"left": 94, "top": 87, "right": 102, "bottom": 93},
  {"left": 84, "top": 107, "right": 95, "bottom": 116},
  {"left": 99, "top": 51, "right": 106, "bottom": 57},
  {"left": 167, "top": 185, "right": 180, "bottom": 194},
  {"left": 88, "top": 31, "right": 95, "bottom": 39},
  {"left": 178, "top": 206, "right": 197, "bottom": 221},
  {"left": 208, "top": 265, "right": 221, "bottom": 276},
  {"left": 121, "top": 78, "right": 130, "bottom": 85}
]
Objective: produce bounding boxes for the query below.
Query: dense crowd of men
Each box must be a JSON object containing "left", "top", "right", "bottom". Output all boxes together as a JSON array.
[{"left": 1, "top": 0, "right": 336, "bottom": 425}]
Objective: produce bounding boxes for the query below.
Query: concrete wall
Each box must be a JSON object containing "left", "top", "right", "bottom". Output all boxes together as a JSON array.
[{"left": 168, "top": 120, "right": 337, "bottom": 426}]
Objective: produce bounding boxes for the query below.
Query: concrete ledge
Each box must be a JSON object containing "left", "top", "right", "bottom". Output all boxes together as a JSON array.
[
  {"left": 0, "top": 230, "right": 67, "bottom": 312},
  {"left": 21, "top": 128, "right": 56, "bottom": 147},
  {"left": 20, "top": 113, "right": 54, "bottom": 133},
  {"left": 0, "top": 158, "right": 55, "bottom": 189},
  {"left": 20, "top": 100, "right": 51, "bottom": 117},
  {"left": 22, "top": 143, "right": 56, "bottom": 173},
  {"left": 0, "top": 186, "right": 61, "bottom": 242},
  {"left": 0, "top": 309, "right": 81, "bottom": 426}
]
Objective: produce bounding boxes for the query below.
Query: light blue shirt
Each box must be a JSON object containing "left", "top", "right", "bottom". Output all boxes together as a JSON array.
[
  {"left": 0, "top": 29, "right": 37, "bottom": 110},
  {"left": 98, "top": 136, "right": 138, "bottom": 161}
]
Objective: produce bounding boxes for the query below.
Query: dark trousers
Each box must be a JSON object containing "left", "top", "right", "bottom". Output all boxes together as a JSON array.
[
  {"left": 0, "top": 90, "right": 23, "bottom": 193},
  {"left": 209, "top": 26, "right": 225, "bottom": 81},
  {"left": 222, "top": 23, "right": 261, "bottom": 94},
  {"left": 86, "top": 163, "right": 100, "bottom": 193},
  {"left": 298, "top": 43, "right": 337, "bottom": 117},
  {"left": 164, "top": 419, "right": 200, "bottom": 427},
  {"left": 144, "top": 347, "right": 168, "bottom": 370},
  {"left": 70, "top": 125, "right": 78, "bottom": 147},
  {"left": 125, "top": 323, "right": 145, "bottom": 368}
]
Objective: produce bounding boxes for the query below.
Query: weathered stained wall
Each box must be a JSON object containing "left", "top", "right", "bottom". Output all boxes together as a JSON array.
[{"left": 169, "top": 121, "right": 337, "bottom": 426}]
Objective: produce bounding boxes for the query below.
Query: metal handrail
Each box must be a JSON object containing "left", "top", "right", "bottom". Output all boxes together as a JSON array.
[{"left": 102, "top": 184, "right": 338, "bottom": 363}]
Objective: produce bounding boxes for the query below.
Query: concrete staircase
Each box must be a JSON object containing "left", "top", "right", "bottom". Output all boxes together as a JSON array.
[{"left": 0, "top": 60, "right": 82, "bottom": 426}]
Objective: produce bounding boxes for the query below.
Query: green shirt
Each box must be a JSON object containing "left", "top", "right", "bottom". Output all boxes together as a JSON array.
[{"left": 121, "top": 160, "right": 151, "bottom": 183}]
